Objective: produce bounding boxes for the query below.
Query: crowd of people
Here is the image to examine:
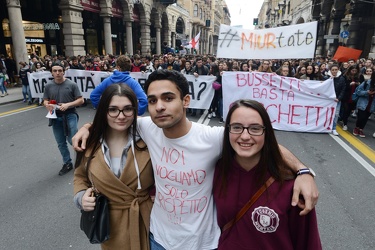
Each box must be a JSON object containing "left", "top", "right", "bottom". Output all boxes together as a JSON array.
[{"left": 1, "top": 51, "right": 374, "bottom": 137}]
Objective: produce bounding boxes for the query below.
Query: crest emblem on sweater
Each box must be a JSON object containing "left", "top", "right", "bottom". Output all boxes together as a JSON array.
[{"left": 251, "top": 206, "right": 279, "bottom": 233}]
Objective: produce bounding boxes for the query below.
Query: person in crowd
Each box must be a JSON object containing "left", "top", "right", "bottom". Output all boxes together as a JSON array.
[
  {"left": 353, "top": 71, "right": 375, "bottom": 137},
  {"left": 74, "top": 84, "right": 153, "bottom": 249},
  {"left": 191, "top": 57, "right": 209, "bottom": 116},
  {"left": 359, "top": 64, "right": 372, "bottom": 83},
  {"left": 0, "top": 62, "right": 8, "bottom": 97},
  {"left": 240, "top": 62, "right": 249, "bottom": 72},
  {"left": 340, "top": 61, "right": 349, "bottom": 74},
  {"left": 277, "top": 65, "right": 291, "bottom": 77},
  {"left": 43, "top": 61, "right": 84, "bottom": 175},
  {"left": 34, "top": 62, "right": 47, "bottom": 105},
  {"left": 162, "top": 41, "right": 173, "bottom": 54},
  {"left": 179, "top": 57, "right": 186, "bottom": 72},
  {"left": 300, "top": 65, "right": 322, "bottom": 80},
  {"left": 131, "top": 54, "right": 146, "bottom": 72},
  {"left": 90, "top": 55, "right": 147, "bottom": 114},
  {"left": 4, "top": 56, "right": 17, "bottom": 86},
  {"left": 45, "top": 59, "right": 53, "bottom": 71},
  {"left": 214, "top": 99, "right": 322, "bottom": 250},
  {"left": 18, "top": 61, "right": 32, "bottom": 104},
  {"left": 161, "top": 52, "right": 180, "bottom": 71},
  {"left": 180, "top": 60, "right": 194, "bottom": 75},
  {"left": 72, "top": 69, "right": 319, "bottom": 250},
  {"left": 85, "top": 58, "right": 101, "bottom": 71},
  {"left": 100, "top": 62, "right": 112, "bottom": 72},
  {"left": 294, "top": 66, "right": 307, "bottom": 79},
  {"left": 327, "top": 64, "right": 346, "bottom": 136},
  {"left": 153, "top": 58, "right": 163, "bottom": 71},
  {"left": 360, "top": 59, "right": 373, "bottom": 75},
  {"left": 34, "top": 62, "right": 46, "bottom": 72},
  {"left": 69, "top": 56, "right": 85, "bottom": 70},
  {"left": 208, "top": 63, "right": 222, "bottom": 121},
  {"left": 319, "top": 63, "right": 328, "bottom": 79},
  {"left": 143, "top": 55, "right": 155, "bottom": 73},
  {"left": 276, "top": 60, "right": 294, "bottom": 77},
  {"left": 231, "top": 65, "right": 239, "bottom": 71},
  {"left": 258, "top": 60, "right": 273, "bottom": 73},
  {"left": 341, "top": 64, "right": 361, "bottom": 130}
]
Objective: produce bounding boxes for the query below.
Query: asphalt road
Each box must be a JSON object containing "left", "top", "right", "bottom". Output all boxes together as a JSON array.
[{"left": 0, "top": 102, "right": 374, "bottom": 250}]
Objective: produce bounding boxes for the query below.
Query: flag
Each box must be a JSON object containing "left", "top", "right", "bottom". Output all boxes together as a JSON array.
[
  {"left": 184, "top": 32, "right": 200, "bottom": 49},
  {"left": 333, "top": 46, "right": 362, "bottom": 62}
]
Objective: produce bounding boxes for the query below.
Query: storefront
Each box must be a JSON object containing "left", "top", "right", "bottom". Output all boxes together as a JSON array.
[
  {"left": 81, "top": 0, "right": 103, "bottom": 55},
  {"left": 111, "top": 0, "right": 125, "bottom": 55},
  {"left": 0, "top": 0, "right": 62, "bottom": 59}
]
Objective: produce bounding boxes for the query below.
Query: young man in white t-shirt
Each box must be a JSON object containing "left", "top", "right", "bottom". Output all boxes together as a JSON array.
[{"left": 73, "top": 70, "right": 319, "bottom": 250}]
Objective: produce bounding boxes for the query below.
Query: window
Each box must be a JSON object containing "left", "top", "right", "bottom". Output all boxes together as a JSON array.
[
  {"left": 194, "top": 4, "right": 198, "bottom": 17},
  {"left": 200, "top": 8, "right": 202, "bottom": 19}
]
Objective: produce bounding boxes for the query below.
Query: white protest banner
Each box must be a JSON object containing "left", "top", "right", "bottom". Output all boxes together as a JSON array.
[
  {"left": 28, "top": 70, "right": 216, "bottom": 109},
  {"left": 222, "top": 72, "right": 337, "bottom": 133},
  {"left": 217, "top": 22, "right": 318, "bottom": 59}
]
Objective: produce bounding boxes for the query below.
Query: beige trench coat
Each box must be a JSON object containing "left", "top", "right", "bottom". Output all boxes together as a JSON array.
[{"left": 74, "top": 140, "right": 154, "bottom": 250}]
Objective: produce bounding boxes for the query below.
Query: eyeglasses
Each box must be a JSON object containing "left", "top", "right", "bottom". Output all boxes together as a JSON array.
[
  {"left": 228, "top": 124, "right": 266, "bottom": 136},
  {"left": 107, "top": 106, "right": 135, "bottom": 118}
]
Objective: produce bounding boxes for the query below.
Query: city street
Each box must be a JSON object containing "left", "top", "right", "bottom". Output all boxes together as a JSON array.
[{"left": 0, "top": 101, "right": 374, "bottom": 250}]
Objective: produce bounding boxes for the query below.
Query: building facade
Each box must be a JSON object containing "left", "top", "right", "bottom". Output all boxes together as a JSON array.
[
  {"left": 0, "top": 0, "right": 231, "bottom": 71},
  {"left": 257, "top": 0, "right": 375, "bottom": 59}
]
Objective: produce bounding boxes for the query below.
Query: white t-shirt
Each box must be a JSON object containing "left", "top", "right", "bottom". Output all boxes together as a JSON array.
[{"left": 138, "top": 117, "right": 224, "bottom": 250}]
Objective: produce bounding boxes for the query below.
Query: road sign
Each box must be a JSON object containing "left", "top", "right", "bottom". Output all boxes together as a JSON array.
[
  {"left": 340, "top": 31, "right": 349, "bottom": 39},
  {"left": 324, "top": 35, "right": 339, "bottom": 39}
]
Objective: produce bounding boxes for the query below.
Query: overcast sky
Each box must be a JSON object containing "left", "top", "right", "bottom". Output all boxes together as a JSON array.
[{"left": 225, "top": 0, "right": 263, "bottom": 29}]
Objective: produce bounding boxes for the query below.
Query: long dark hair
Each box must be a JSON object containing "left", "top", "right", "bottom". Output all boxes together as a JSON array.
[
  {"left": 215, "top": 99, "right": 294, "bottom": 196},
  {"left": 75, "top": 84, "right": 145, "bottom": 169}
]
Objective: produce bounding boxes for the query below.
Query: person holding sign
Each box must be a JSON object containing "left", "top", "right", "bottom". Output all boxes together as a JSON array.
[
  {"left": 73, "top": 84, "right": 153, "bottom": 249},
  {"left": 72, "top": 70, "right": 319, "bottom": 250},
  {"left": 327, "top": 64, "right": 346, "bottom": 136},
  {"left": 213, "top": 99, "right": 322, "bottom": 250}
]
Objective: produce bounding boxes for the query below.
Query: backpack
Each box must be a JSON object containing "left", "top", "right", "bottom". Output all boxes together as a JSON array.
[{"left": 352, "top": 80, "right": 369, "bottom": 102}]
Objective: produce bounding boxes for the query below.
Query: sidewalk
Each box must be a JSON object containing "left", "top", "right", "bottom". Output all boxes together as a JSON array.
[{"left": 0, "top": 85, "right": 25, "bottom": 105}]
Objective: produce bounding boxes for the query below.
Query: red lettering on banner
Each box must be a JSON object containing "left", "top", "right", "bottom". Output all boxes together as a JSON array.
[{"left": 290, "top": 105, "right": 302, "bottom": 125}]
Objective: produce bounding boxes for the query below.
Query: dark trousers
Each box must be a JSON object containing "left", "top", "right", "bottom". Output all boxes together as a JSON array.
[
  {"left": 355, "top": 109, "right": 371, "bottom": 129},
  {"left": 342, "top": 101, "right": 356, "bottom": 125}
]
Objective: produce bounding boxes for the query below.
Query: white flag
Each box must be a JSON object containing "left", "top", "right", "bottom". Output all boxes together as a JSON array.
[{"left": 184, "top": 32, "right": 200, "bottom": 49}]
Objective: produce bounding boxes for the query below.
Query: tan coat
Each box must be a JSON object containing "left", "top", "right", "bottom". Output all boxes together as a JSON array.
[{"left": 74, "top": 140, "right": 154, "bottom": 250}]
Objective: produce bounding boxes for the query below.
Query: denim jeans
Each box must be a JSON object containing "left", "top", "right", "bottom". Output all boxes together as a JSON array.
[
  {"left": 332, "top": 101, "right": 341, "bottom": 130},
  {"left": 0, "top": 78, "right": 7, "bottom": 94},
  {"left": 149, "top": 233, "right": 217, "bottom": 250},
  {"left": 149, "top": 233, "right": 166, "bottom": 250},
  {"left": 22, "top": 85, "right": 32, "bottom": 102},
  {"left": 52, "top": 112, "right": 78, "bottom": 164}
]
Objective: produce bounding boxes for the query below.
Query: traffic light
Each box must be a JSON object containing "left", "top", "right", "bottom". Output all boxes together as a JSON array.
[{"left": 253, "top": 18, "right": 259, "bottom": 26}]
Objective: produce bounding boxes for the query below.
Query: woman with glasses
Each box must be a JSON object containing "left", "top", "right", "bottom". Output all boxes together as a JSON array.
[
  {"left": 213, "top": 99, "right": 321, "bottom": 250},
  {"left": 73, "top": 84, "right": 154, "bottom": 249}
]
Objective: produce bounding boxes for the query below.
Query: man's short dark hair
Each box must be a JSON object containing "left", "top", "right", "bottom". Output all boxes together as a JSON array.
[
  {"left": 51, "top": 61, "right": 65, "bottom": 71},
  {"left": 70, "top": 56, "right": 78, "bottom": 61},
  {"left": 144, "top": 69, "right": 189, "bottom": 100}
]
